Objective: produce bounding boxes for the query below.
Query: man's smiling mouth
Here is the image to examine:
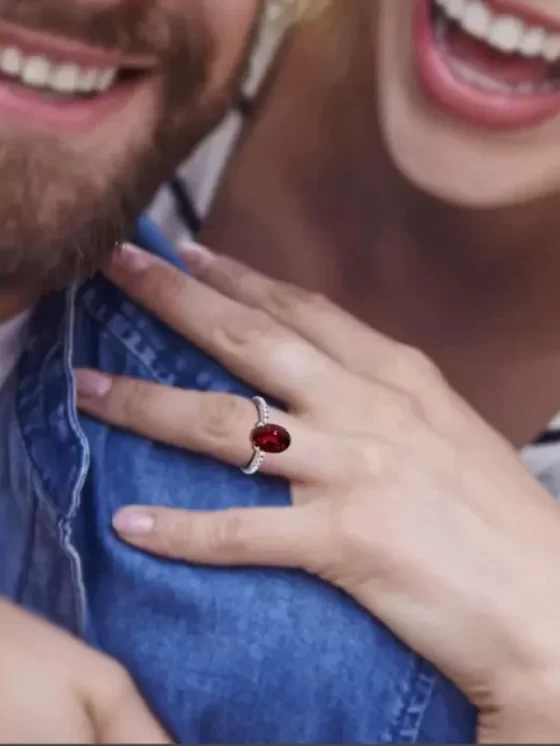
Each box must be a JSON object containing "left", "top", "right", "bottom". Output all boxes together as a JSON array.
[
  {"left": 0, "top": 18, "right": 156, "bottom": 128},
  {"left": 0, "top": 46, "right": 118, "bottom": 99}
]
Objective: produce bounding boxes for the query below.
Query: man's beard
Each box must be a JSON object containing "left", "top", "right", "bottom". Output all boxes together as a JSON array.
[
  {"left": 0, "top": 136, "right": 134, "bottom": 291},
  {"left": 0, "top": 0, "right": 221, "bottom": 292}
]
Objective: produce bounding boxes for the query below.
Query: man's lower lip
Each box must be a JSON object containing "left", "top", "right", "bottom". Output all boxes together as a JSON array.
[
  {"left": 0, "top": 75, "right": 150, "bottom": 135},
  {"left": 413, "top": 0, "right": 560, "bottom": 130}
]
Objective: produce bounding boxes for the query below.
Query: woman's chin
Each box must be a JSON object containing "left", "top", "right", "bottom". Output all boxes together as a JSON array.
[
  {"left": 379, "top": 108, "right": 556, "bottom": 210},
  {"left": 375, "top": 0, "right": 560, "bottom": 211}
]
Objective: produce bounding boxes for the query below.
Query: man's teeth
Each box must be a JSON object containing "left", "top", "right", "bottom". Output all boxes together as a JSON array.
[
  {"left": 434, "top": 0, "right": 560, "bottom": 62},
  {"left": 0, "top": 47, "right": 117, "bottom": 96}
]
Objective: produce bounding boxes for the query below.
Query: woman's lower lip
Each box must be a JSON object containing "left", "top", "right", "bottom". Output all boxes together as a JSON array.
[
  {"left": 0, "top": 74, "right": 150, "bottom": 135},
  {"left": 413, "top": 0, "right": 560, "bottom": 130}
]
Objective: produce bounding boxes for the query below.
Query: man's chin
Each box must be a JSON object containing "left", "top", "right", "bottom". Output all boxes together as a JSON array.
[
  {"left": 0, "top": 225, "right": 122, "bottom": 293},
  {"left": 0, "top": 193, "right": 128, "bottom": 292},
  {"left": 0, "top": 133, "right": 159, "bottom": 291}
]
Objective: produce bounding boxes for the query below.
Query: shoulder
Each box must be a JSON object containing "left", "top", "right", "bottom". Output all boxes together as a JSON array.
[{"left": 74, "top": 214, "right": 196, "bottom": 383}]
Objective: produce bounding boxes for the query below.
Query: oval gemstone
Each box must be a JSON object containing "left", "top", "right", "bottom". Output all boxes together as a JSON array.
[{"left": 251, "top": 424, "right": 291, "bottom": 454}]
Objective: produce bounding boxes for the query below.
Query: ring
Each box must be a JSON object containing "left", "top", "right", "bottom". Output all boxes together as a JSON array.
[{"left": 240, "top": 396, "right": 292, "bottom": 475}]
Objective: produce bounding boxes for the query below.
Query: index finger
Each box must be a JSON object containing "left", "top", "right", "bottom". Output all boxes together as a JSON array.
[
  {"left": 104, "top": 243, "right": 342, "bottom": 409},
  {"left": 180, "top": 246, "right": 401, "bottom": 379}
]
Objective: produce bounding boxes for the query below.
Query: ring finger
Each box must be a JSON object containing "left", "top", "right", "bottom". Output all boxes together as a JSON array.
[{"left": 75, "top": 370, "right": 344, "bottom": 483}]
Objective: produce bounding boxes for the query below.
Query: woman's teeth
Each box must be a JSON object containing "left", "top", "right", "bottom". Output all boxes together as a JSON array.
[
  {"left": 446, "top": 55, "right": 554, "bottom": 94},
  {"left": 434, "top": 0, "right": 560, "bottom": 62},
  {"left": 0, "top": 47, "right": 117, "bottom": 97}
]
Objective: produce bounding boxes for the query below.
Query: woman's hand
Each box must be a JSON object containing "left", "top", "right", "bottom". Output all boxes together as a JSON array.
[
  {"left": 76, "top": 242, "right": 560, "bottom": 742},
  {"left": 0, "top": 598, "right": 170, "bottom": 743}
]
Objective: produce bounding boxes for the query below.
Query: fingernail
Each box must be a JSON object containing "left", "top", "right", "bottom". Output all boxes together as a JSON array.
[
  {"left": 111, "top": 243, "right": 152, "bottom": 273},
  {"left": 113, "top": 508, "right": 155, "bottom": 535},
  {"left": 179, "top": 242, "right": 215, "bottom": 270},
  {"left": 75, "top": 369, "right": 113, "bottom": 397}
]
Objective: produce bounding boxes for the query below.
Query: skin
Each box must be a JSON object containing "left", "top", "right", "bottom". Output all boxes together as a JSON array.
[
  {"left": 0, "top": 0, "right": 261, "bottom": 736},
  {"left": 77, "top": 242, "right": 560, "bottom": 743},
  {"left": 379, "top": 1, "right": 560, "bottom": 208},
  {"left": 6, "top": 0, "right": 560, "bottom": 742},
  {"left": 202, "top": 0, "right": 560, "bottom": 444},
  {"left": 0, "top": 0, "right": 260, "bottom": 304},
  {"left": 0, "top": 598, "right": 170, "bottom": 743}
]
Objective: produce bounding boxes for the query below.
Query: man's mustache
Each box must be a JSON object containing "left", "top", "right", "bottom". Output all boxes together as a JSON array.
[{"left": 0, "top": 0, "right": 178, "bottom": 56}]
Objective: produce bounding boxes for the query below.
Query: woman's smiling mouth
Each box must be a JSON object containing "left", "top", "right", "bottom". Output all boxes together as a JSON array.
[{"left": 414, "top": 0, "right": 560, "bottom": 129}]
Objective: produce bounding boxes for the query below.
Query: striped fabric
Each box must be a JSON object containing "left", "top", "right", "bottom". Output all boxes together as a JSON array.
[{"left": 149, "top": 1, "right": 289, "bottom": 245}]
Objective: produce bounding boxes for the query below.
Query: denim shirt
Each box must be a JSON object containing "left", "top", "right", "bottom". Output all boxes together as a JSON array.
[{"left": 0, "top": 216, "right": 476, "bottom": 743}]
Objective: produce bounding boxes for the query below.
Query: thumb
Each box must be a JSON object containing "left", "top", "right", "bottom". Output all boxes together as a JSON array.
[{"left": 112, "top": 504, "right": 323, "bottom": 569}]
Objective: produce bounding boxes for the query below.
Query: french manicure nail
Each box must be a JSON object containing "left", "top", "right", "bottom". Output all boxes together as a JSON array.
[
  {"left": 75, "top": 369, "right": 113, "bottom": 397},
  {"left": 113, "top": 509, "right": 155, "bottom": 535}
]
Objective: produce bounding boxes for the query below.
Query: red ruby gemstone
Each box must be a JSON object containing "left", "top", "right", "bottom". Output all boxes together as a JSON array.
[{"left": 251, "top": 424, "right": 291, "bottom": 454}]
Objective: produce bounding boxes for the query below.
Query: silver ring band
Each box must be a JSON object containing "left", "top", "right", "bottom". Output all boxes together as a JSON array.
[{"left": 240, "top": 396, "right": 269, "bottom": 475}]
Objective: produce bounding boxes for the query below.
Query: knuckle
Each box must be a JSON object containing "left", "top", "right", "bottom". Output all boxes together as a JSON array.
[
  {"left": 366, "top": 384, "right": 425, "bottom": 433},
  {"left": 396, "top": 345, "right": 444, "bottom": 387},
  {"left": 343, "top": 438, "right": 395, "bottom": 481},
  {"left": 151, "top": 509, "right": 251, "bottom": 562},
  {"left": 137, "top": 260, "right": 185, "bottom": 303},
  {"left": 392, "top": 346, "right": 463, "bottom": 433},
  {"left": 389, "top": 390, "right": 425, "bottom": 427},
  {"left": 217, "top": 308, "right": 279, "bottom": 351},
  {"left": 197, "top": 393, "right": 247, "bottom": 443},
  {"left": 111, "top": 378, "right": 155, "bottom": 424},
  {"left": 153, "top": 511, "right": 191, "bottom": 558},
  {"left": 210, "top": 510, "right": 249, "bottom": 559},
  {"left": 263, "top": 281, "right": 330, "bottom": 321},
  {"left": 351, "top": 440, "right": 382, "bottom": 476},
  {"left": 200, "top": 255, "right": 245, "bottom": 294}
]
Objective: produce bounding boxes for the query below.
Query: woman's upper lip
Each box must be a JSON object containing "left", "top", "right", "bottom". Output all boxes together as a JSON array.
[
  {"left": 0, "top": 18, "right": 157, "bottom": 70},
  {"left": 486, "top": 0, "right": 560, "bottom": 34}
]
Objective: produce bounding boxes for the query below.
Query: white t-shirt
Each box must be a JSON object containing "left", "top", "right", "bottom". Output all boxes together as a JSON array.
[
  {"left": 0, "top": 309, "right": 31, "bottom": 394},
  {"left": 149, "top": 0, "right": 289, "bottom": 245}
]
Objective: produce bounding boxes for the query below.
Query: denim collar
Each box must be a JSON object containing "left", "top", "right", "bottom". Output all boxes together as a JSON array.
[{"left": 14, "top": 216, "right": 179, "bottom": 519}]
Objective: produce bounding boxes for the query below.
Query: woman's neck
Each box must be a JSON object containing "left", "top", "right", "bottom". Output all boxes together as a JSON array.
[
  {"left": 297, "top": 10, "right": 560, "bottom": 348},
  {"left": 207, "top": 3, "right": 560, "bottom": 352}
]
